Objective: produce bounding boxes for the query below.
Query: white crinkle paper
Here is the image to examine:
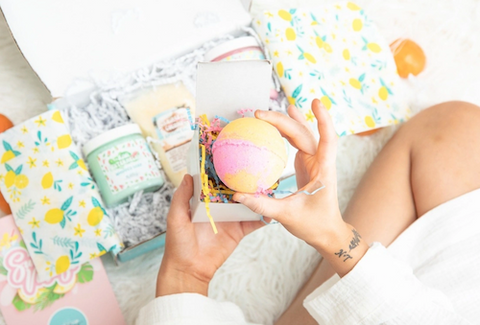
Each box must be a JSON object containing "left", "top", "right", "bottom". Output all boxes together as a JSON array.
[{"left": 60, "top": 32, "right": 288, "bottom": 248}]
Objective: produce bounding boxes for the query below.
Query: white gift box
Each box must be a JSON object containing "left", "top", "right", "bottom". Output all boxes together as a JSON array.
[
  {"left": 188, "top": 60, "right": 272, "bottom": 223},
  {"left": 0, "top": 0, "right": 293, "bottom": 260}
]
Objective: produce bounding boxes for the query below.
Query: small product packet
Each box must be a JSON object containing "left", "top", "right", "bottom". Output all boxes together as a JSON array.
[{"left": 0, "top": 110, "right": 123, "bottom": 281}]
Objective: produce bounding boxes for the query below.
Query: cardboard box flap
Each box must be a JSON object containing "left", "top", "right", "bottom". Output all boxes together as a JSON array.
[
  {"left": 190, "top": 60, "right": 272, "bottom": 223},
  {"left": 196, "top": 60, "right": 272, "bottom": 121},
  {"left": 0, "top": 0, "right": 252, "bottom": 98}
]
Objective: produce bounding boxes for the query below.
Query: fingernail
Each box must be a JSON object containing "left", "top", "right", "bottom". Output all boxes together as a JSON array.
[
  {"left": 235, "top": 194, "right": 245, "bottom": 203},
  {"left": 256, "top": 110, "right": 265, "bottom": 118},
  {"left": 181, "top": 175, "right": 188, "bottom": 186}
]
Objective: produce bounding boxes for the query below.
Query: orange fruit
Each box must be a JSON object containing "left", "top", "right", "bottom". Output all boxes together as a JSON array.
[
  {"left": 356, "top": 128, "right": 382, "bottom": 136},
  {"left": 0, "top": 114, "right": 13, "bottom": 133},
  {"left": 390, "top": 39, "right": 426, "bottom": 78},
  {"left": 0, "top": 194, "right": 11, "bottom": 214},
  {"left": 0, "top": 114, "right": 13, "bottom": 214}
]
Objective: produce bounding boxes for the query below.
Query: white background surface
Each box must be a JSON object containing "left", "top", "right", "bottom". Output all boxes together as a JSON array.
[{"left": 1, "top": 0, "right": 480, "bottom": 324}]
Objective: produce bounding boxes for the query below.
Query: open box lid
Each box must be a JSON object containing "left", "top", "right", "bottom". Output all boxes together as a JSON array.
[
  {"left": 0, "top": 0, "right": 252, "bottom": 98},
  {"left": 189, "top": 60, "right": 272, "bottom": 222},
  {"left": 196, "top": 60, "right": 272, "bottom": 121}
]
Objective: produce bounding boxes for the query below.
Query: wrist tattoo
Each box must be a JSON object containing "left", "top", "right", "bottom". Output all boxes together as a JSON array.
[{"left": 334, "top": 229, "right": 362, "bottom": 262}]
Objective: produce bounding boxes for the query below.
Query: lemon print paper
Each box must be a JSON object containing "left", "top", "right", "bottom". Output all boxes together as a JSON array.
[
  {"left": 0, "top": 110, "right": 123, "bottom": 281},
  {"left": 254, "top": 2, "right": 411, "bottom": 136}
]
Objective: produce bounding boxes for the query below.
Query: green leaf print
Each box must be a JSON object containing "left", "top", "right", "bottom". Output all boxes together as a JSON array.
[
  {"left": 77, "top": 262, "right": 94, "bottom": 284},
  {"left": 5, "top": 163, "right": 13, "bottom": 172},
  {"left": 14, "top": 165, "right": 22, "bottom": 175},
  {"left": 97, "top": 242, "right": 106, "bottom": 253},
  {"left": 68, "top": 161, "right": 79, "bottom": 170},
  {"left": 52, "top": 236, "right": 75, "bottom": 249},
  {"left": 12, "top": 294, "right": 32, "bottom": 311},
  {"left": 0, "top": 258, "right": 7, "bottom": 276},
  {"left": 60, "top": 196, "right": 73, "bottom": 211},
  {"left": 69, "top": 151, "right": 80, "bottom": 162},
  {"left": 16, "top": 199, "right": 36, "bottom": 219},
  {"left": 33, "top": 284, "right": 64, "bottom": 311},
  {"left": 3, "top": 140, "right": 12, "bottom": 152},
  {"left": 291, "top": 84, "right": 303, "bottom": 99}
]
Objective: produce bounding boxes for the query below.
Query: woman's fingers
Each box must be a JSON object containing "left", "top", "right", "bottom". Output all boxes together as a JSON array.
[
  {"left": 287, "top": 105, "right": 315, "bottom": 137},
  {"left": 167, "top": 174, "right": 194, "bottom": 227},
  {"left": 233, "top": 192, "right": 287, "bottom": 223},
  {"left": 255, "top": 110, "right": 317, "bottom": 156},
  {"left": 311, "top": 99, "right": 337, "bottom": 165}
]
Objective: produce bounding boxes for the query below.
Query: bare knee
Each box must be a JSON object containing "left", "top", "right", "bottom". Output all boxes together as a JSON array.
[{"left": 397, "top": 101, "right": 480, "bottom": 147}]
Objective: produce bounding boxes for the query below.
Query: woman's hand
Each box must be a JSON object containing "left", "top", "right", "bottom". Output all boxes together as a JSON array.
[
  {"left": 233, "top": 99, "right": 369, "bottom": 277},
  {"left": 156, "top": 174, "right": 264, "bottom": 297}
]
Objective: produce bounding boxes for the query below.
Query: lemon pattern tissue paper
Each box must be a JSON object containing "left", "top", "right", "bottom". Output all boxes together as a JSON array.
[
  {"left": 254, "top": 1, "right": 411, "bottom": 136},
  {"left": 0, "top": 110, "right": 122, "bottom": 281}
]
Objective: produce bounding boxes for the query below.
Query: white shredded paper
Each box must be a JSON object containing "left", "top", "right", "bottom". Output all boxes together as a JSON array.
[{"left": 60, "top": 32, "right": 288, "bottom": 249}]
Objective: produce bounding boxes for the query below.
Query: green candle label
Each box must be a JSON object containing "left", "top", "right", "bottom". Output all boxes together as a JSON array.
[{"left": 96, "top": 139, "right": 161, "bottom": 193}]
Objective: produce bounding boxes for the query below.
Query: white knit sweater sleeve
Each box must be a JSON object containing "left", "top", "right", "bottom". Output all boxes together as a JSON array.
[
  {"left": 136, "top": 292, "right": 260, "bottom": 325},
  {"left": 304, "top": 242, "right": 472, "bottom": 325},
  {"left": 136, "top": 243, "right": 472, "bottom": 325}
]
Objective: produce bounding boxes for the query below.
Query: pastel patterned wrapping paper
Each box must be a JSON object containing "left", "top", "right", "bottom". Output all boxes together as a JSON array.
[
  {"left": 0, "top": 110, "right": 123, "bottom": 281},
  {"left": 254, "top": 1, "right": 411, "bottom": 136}
]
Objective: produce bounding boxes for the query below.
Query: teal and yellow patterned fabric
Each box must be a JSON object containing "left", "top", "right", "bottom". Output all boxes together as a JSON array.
[
  {"left": 254, "top": 1, "right": 411, "bottom": 136},
  {"left": 0, "top": 110, "right": 122, "bottom": 281}
]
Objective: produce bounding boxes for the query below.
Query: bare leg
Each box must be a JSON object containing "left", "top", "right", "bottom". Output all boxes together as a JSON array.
[{"left": 275, "top": 101, "right": 480, "bottom": 325}]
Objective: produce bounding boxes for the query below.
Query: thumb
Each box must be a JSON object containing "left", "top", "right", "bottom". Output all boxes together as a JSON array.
[
  {"left": 233, "top": 193, "right": 285, "bottom": 222},
  {"left": 167, "top": 174, "right": 194, "bottom": 226}
]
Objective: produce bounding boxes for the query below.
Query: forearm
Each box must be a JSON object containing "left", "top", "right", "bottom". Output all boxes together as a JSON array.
[{"left": 311, "top": 221, "right": 369, "bottom": 278}]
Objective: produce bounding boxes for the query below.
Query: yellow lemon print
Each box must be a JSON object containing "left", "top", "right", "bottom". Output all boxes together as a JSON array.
[
  {"left": 303, "top": 53, "right": 316, "bottom": 63},
  {"left": 277, "top": 62, "right": 284, "bottom": 77},
  {"left": 53, "top": 277, "right": 76, "bottom": 294},
  {"left": 343, "top": 49, "right": 351, "bottom": 60},
  {"left": 347, "top": 2, "right": 361, "bottom": 10},
  {"left": 352, "top": 18, "right": 363, "bottom": 31},
  {"left": 367, "top": 43, "right": 382, "bottom": 53},
  {"left": 349, "top": 78, "right": 362, "bottom": 89},
  {"left": 77, "top": 159, "right": 88, "bottom": 171},
  {"left": 1, "top": 151, "right": 15, "bottom": 164},
  {"left": 52, "top": 111, "right": 64, "bottom": 124},
  {"left": 5, "top": 170, "right": 16, "bottom": 188},
  {"left": 18, "top": 288, "right": 47, "bottom": 304},
  {"left": 323, "top": 43, "right": 333, "bottom": 53},
  {"left": 315, "top": 36, "right": 324, "bottom": 49},
  {"left": 14, "top": 174, "right": 29, "bottom": 189},
  {"left": 88, "top": 206, "right": 104, "bottom": 226},
  {"left": 287, "top": 96, "right": 296, "bottom": 105},
  {"left": 55, "top": 255, "right": 70, "bottom": 275},
  {"left": 365, "top": 116, "right": 376, "bottom": 128},
  {"left": 320, "top": 96, "right": 332, "bottom": 110},
  {"left": 285, "top": 28, "right": 296, "bottom": 41},
  {"left": 42, "top": 172, "right": 54, "bottom": 189},
  {"left": 379, "top": 86, "right": 389, "bottom": 100},
  {"left": 57, "top": 134, "right": 72, "bottom": 149},
  {"left": 45, "top": 208, "right": 64, "bottom": 224},
  {"left": 278, "top": 9, "right": 292, "bottom": 21}
]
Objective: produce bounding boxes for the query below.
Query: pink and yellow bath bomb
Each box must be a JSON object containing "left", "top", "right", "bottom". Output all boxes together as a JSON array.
[{"left": 212, "top": 117, "right": 287, "bottom": 193}]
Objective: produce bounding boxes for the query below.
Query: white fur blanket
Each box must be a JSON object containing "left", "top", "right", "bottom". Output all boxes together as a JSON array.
[{"left": 1, "top": 0, "right": 480, "bottom": 324}]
